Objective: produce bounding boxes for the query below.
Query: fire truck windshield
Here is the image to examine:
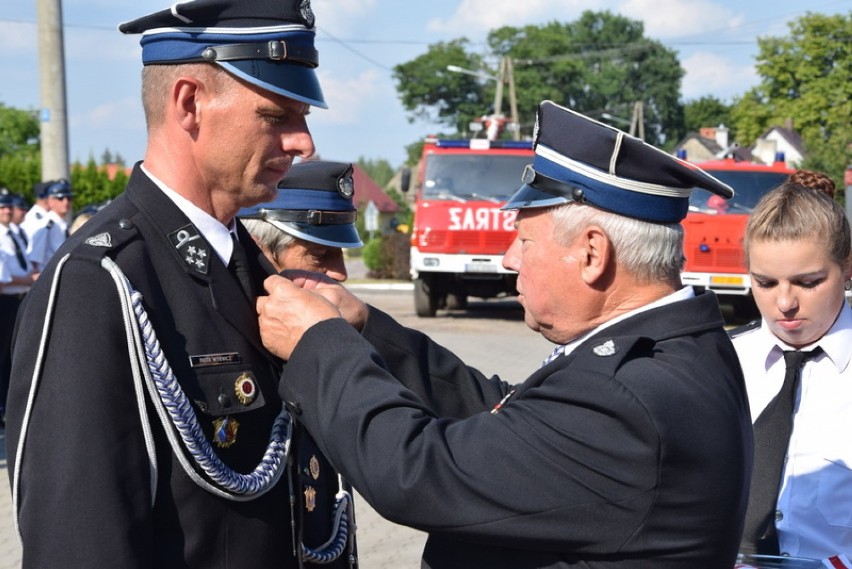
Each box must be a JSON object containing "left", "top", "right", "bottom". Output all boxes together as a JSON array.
[
  {"left": 688, "top": 170, "right": 790, "bottom": 214},
  {"left": 423, "top": 154, "right": 532, "bottom": 201}
]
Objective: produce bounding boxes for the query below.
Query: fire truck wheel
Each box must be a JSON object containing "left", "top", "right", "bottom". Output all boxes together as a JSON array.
[
  {"left": 414, "top": 278, "right": 439, "bottom": 317},
  {"left": 446, "top": 293, "right": 467, "bottom": 310}
]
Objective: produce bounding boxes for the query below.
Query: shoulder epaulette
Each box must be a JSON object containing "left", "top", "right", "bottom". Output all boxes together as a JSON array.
[
  {"left": 727, "top": 319, "right": 761, "bottom": 339},
  {"left": 72, "top": 218, "right": 139, "bottom": 264}
]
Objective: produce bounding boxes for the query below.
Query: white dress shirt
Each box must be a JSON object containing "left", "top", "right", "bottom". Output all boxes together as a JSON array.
[
  {"left": 21, "top": 204, "right": 48, "bottom": 234},
  {"left": 25, "top": 210, "right": 68, "bottom": 269},
  {"left": 0, "top": 223, "right": 33, "bottom": 295},
  {"left": 733, "top": 303, "right": 852, "bottom": 559},
  {"left": 140, "top": 164, "right": 238, "bottom": 265}
]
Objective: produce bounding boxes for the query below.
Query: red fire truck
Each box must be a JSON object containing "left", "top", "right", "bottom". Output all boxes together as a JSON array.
[
  {"left": 401, "top": 137, "right": 533, "bottom": 317},
  {"left": 681, "top": 155, "right": 795, "bottom": 317}
]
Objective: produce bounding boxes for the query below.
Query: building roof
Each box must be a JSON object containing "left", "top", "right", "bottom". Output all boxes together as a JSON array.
[
  {"left": 675, "top": 132, "right": 723, "bottom": 155},
  {"left": 759, "top": 125, "right": 805, "bottom": 155},
  {"left": 350, "top": 164, "right": 399, "bottom": 213}
]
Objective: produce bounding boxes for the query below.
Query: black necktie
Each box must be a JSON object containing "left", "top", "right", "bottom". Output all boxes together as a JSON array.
[
  {"left": 10, "top": 231, "right": 27, "bottom": 270},
  {"left": 741, "top": 347, "right": 822, "bottom": 555},
  {"left": 228, "top": 233, "right": 254, "bottom": 301},
  {"left": 17, "top": 227, "right": 28, "bottom": 247}
]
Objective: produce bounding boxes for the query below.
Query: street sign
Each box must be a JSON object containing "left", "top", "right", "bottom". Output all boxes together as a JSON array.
[{"left": 365, "top": 200, "right": 379, "bottom": 232}]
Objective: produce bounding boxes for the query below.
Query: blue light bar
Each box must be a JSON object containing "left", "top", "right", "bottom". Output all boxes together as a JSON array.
[{"left": 432, "top": 139, "right": 533, "bottom": 150}]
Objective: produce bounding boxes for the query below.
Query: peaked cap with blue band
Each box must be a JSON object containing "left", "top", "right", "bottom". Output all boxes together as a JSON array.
[
  {"left": 35, "top": 179, "right": 73, "bottom": 200},
  {"left": 119, "top": 0, "right": 326, "bottom": 108},
  {"left": 502, "top": 100, "right": 735, "bottom": 224},
  {"left": 0, "top": 188, "right": 12, "bottom": 207},
  {"left": 239, "top": 160, "right": 363, "bottom": 249}
]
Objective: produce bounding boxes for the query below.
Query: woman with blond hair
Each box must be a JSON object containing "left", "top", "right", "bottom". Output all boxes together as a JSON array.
[{"left": 733, "top": 170, "right": 852, "bottom": 562}]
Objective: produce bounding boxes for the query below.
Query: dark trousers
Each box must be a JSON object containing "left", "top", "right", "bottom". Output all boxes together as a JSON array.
[{"left": 0, "top": 293, "right": 24, "bottom": 418}]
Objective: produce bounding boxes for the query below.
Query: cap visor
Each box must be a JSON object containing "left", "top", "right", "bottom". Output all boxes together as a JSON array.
[
  {"left": 501, "top": 184, "right": 571, "bottom": 211},
  {"left": 268, "top": 219, "right": 363, "bottom": 248},
  {"left": 219, "top": 61, "right": 327, "bottom": 109}
]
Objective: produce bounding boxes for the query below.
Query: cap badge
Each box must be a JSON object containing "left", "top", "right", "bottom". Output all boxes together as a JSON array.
[
  {"left": 337, "top": 175, "right": 354, "bottom": 198},
  {"left": 212, "top": 416, "right": 239, "bottom": 448},
  {"left": 299, "top": 0, "right": 315, "bottom": 28},
  {"left": 309, "top": 454, "right": 321, "bottom": 480},
  {"left": 304, "top": 485, "right": 317, "bottom": 512},
  {"left": 169, "top": 224, "right": 210, "bottom": 276},
  {"left": 85, "top": 232, "right": 112, "bottom": 248},
  {"left": 234, "top": 372, "right": 257, "bottom": 406},
  {"left": 593, "top": 339, "right": 617, "bottom": 357}
]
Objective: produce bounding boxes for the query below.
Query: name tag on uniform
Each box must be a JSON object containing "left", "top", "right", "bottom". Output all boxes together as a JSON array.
[{"left": 189, "top": 352, "right": 242, "bottom": 368}]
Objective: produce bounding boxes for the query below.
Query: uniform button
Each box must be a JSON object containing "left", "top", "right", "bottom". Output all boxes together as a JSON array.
[
  {"left": 118, "top": 218, "right": 133, "bottom": 230},
  {"left": 218, "top": 393, "right": 231, "bottom": 407},
  {"left": 775, "top": 510, "right": 783, "bottom": 522}
]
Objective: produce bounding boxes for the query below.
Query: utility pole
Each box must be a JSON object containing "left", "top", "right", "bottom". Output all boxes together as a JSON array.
[
  {"left": 629, "top": 101, "right": 644, "bottom": 140},
  {"left": 37, "top": 0, "right": 70, "bottom": 181},
  {"left": 493, "top": 57, "right": 520, "bottom": 141}
]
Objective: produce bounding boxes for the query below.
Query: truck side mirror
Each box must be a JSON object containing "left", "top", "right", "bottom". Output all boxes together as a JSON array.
[{"left": 400, "top": 168, "right": 411, "bottom": 193}]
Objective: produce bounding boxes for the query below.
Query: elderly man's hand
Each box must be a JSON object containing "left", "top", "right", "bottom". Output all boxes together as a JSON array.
[
  {"left": 257, "top": 274, "right": 341, "bottom": 360},
  {"left": 279, "top": 269, "right": 369, "bottom": 330}
]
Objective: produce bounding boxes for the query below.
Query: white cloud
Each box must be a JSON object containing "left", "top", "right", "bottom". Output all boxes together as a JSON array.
[
  {"left": 618, "top": 0, "right": 742, "bottom": 39},
  {"left": 313, "top": 0, "right": 378, "bottom": 35},
  {"left": 70, "top": 96, "right": 141, "bottom": 129},
  {"left": 0, "top": 21, "right": 37, "bottom": 52},
  {"left": 425, "top": 0, "right": 599, "bottom": 36},
  {"left": 312, "top": 68, "right": 387, "bottom": 126},
  {"left": 681, "top": 51, "right": 757, "bottom": 101}
]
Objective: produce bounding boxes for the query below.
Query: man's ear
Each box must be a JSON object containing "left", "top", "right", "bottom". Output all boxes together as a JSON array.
[
  {"left": 173, "top": 77, "right": 201, "bottom": 132},
  {"left": 579, "top": 226, "right": 613, "bottom": 285}
]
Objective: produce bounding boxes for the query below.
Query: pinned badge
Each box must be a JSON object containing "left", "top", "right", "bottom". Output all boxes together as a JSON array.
[
  {"left": 593, "top": 339, "right": 618, "bottom": 357},
  {"left": 212, "top": 416, "right": 240, "bottom": 448},
  {"left": 234, "top": 373, "right": 257, "bottom": 406},
  {"left": 304, "top": 486, "right": 317, "bottom": 512},
  {"left": 337, "top": 173, "right": 354, "bottom": 198},
  {"left": 309, "top": 455, "right": 320, "bottom": 480},
  {"left": 490, "top": 389, "right": 516, "bottom": 414},
  {"left": 85, "top": 232, "right": 112, "bottom": 248},
  {"left": 169, "top": 224, "right": 210, "bottom": 275}
]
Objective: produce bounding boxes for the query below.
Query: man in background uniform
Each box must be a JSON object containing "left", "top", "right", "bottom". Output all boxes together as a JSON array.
[
  {"left": 20, "top": 181, "right": 51, "bottom": 230},
  {"left": 5, "top": 1, "right": 355, "bottom": 568},
  {"left": 23, "top": 179, "right": 73, "bottom": 272},
  {"left": 9, "top": 194, "right": 30, "bottom": 248},
  {"left": 0, "top": 188, "right": 35, "bottom": 426}
]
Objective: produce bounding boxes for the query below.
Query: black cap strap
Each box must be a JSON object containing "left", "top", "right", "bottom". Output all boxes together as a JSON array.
[
  {"left": 200, "top": 41, "right": 319, "bottom": 67},
  {"left": 254, "top": 209, "right": 357, "bottom": 226},
  {"left": 522, "top": 165, "right": 586, "bottom": 203}
]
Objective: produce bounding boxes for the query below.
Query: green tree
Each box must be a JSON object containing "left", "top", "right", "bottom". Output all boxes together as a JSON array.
[
  {"left": 0, "top": 152, "right": 40, "bottom": 198},
  {"left": 393, "top": 11, "right": 686, "bottom": 147},
  {"left": 392, "top": 39, "right": 488, "bottom": 133},
  {"left": 0, "top": 103, "right": 39, "bottom": 159},
  {"left": 356, "top": 157, "right": 395, "bottom": 188},
  {"left": 70, "top": 157, "right": 128, "bottom": 211},
  {"left": 683, "top": 96, "right": 734, "bottom": 137},
  {"left": 731, "top": 12, "right": 851, "bottom": 184}
]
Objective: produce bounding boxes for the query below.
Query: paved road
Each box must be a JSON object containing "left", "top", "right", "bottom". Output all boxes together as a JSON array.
[{"left": 0, "top": 284, "right": 550, "bottom": 568}]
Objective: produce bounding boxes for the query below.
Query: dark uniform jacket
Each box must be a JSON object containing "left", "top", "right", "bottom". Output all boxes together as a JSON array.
[
  {"left": 279, "top": 292, "right": 753, "bottom": 568},
  {"left": 5, "top": 165, "right": 350, "bottom": 569}
]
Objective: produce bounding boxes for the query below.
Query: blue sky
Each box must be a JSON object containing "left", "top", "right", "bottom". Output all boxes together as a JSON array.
[{"left": 0, "top": 0, "right": 849, "bottom": 169}]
